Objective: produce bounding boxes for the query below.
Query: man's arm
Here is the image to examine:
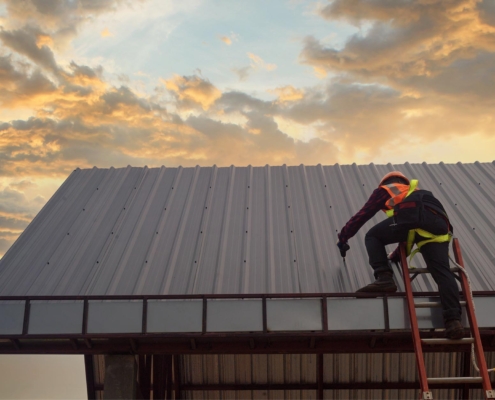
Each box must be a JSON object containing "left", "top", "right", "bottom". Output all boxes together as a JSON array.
[{"left": 338, "top": 187, "right": 391, "bottom": 243}]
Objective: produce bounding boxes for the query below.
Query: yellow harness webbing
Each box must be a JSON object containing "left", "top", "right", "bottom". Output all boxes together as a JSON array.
[{"left": 406, "top": 228, "right": 452, "bottom": 265}]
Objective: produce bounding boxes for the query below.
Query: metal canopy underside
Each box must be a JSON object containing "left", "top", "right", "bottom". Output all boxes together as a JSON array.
[{"left": 86, "top": 352, "right": 495, "bottom": 400}]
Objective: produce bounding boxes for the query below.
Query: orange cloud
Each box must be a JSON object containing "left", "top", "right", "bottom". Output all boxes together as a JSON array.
[
  {"left": 36, "top": 34, "right": 53, "bottom": 48},
  {"left": 162, "top": 74, "right": 222, "bottom": 110},
  {"left": 220, "top": 36, "right": 232, "bottom": 45},
  {"left": 101, "top": 28, "right": 113, "bottom": 38},
  {"left": 303, "top": 0, "right": 495, "bottom": 94},
  {"left": 269, "top": 85, "right": 304, "bottom": 103}
]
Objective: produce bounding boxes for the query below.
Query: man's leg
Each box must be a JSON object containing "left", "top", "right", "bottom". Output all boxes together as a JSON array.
[
  {"left": 358, "top": 218, "right": 410, "bottom": 292},
  {"left": 420, "top": 242, "right": 462, "bottom": 321},
  {"left": 365, "top": 217, "right": 410, "bottom": 278}
]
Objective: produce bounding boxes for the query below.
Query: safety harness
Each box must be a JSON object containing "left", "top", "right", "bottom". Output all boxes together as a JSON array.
[
  {"left": 382, "top": 179, "right": 452, "bottom": 264},
  {"left": 406, "top": 228, "right": 453, "bottom": 264}
]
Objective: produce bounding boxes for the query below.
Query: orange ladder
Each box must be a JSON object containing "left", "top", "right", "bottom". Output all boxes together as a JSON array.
[{"left": 398, "top": 238, "right": 494, "bottom": 400}]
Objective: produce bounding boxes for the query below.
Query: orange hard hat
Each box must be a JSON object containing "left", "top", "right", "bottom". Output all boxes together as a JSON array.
[{"left": 379, "top": 171, "right": 409, "bottom": 186}]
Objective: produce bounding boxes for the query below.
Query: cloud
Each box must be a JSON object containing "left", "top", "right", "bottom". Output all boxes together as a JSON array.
[
  {"left": 162, "top": 74, "right": 222, "bottom": 110},
  {"left": 248, "top": 52, "right": 277, "bottom": 71},
  {"left": 232, "top": 66, "right": 251, "bottom": 81},
  {"left": 268, "top": 85, "right": 305, "bottom": 104},
  {"left": 101, "top": 28, "right": 113, "bottom": 38},
  {"left": 231, "top": 53, "right": 277, "bottom": 81},
  {"left": 220, "top": 36, "right": 232, "bottom": 45},
  {"left": 0, "top": 27, "right": 60, "bottom": 75},
  {"left": 0, "top": 184, "right": 49, "bottom": 257},
  {"left": 301, "top": 0, "right": 495, "bottom": 98},
  {"left": 0, "top": 0, "right": 134, "bottom": 43},
  {"left": 290, "top": 0, "right": 495, "bottom": 160},
  {"left": 219, "top": 31, "right": 238, "bottom": 46}
]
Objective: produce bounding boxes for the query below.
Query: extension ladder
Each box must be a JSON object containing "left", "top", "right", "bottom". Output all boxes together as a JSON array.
[{"left": 398, "top": 238, "right": 494, "bottom": 400}]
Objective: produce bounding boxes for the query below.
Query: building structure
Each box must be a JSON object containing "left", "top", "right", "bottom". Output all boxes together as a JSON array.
[{"left": 0, "top": 163, "right": 494, "bottom": 399}]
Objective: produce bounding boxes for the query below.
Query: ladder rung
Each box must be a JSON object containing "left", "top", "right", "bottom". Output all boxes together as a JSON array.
[
  {"left": 421, "top": 338, "right": 474, "bottom": 345},
  {"left": 409, "top": 267, "right": 460, "bottom": 274},
  {"left": 415, "top": 301, "right": 466, "bottom": 308},
  {"left": 427, "top": 377, "right": 483, "bottom": 384}
]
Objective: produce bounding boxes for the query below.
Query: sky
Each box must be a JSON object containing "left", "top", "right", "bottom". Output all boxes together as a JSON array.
[{"left": 0, "top": 0, "right": 495, "bottom": 398}]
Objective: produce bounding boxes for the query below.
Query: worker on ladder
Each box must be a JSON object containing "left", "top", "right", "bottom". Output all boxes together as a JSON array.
[{"left": 336, "top": 171, "right": 464, "bottom": 340}]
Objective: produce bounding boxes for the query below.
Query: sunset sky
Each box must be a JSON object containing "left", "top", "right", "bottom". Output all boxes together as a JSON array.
[{"left": 1, "top": 0, "right": 495, "bottom": 397}]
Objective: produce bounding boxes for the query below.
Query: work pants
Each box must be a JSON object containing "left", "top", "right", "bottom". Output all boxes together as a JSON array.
[{"left": 364, "top": 210, "right": 462, "bottom": 322}]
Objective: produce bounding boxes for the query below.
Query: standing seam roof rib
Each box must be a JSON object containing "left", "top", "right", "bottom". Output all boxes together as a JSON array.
[{"left": 1, "top": 163, "right": 494, "bottom": 296}]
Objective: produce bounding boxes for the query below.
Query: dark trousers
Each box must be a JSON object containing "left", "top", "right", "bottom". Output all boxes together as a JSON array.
[{"left": 365, "top": 210, "right": 461, "bottom": 322}]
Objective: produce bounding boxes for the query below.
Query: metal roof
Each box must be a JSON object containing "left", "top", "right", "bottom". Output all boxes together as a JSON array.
[{"left": 1, "top": 162, "right": 494, "bottom": 296}]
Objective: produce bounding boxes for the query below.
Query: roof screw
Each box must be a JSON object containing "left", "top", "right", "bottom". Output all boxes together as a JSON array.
[
  {"left": 67, "top": 233, "right": 69, "bottom": 235},
  {"left": 201, "top": 231, "right": 203, "bottom": 234},
  {"left": 96, "top": 261, "right": 99, "bottom": 264},
  {"left": 294, "top": 260, "right": 296, "bottom": 262},
  {"left": 244, "top": 260, "right": 246, "bottom": 263},
  {"left": 205, "top": 206, "right": 207, "bottom": 209},
  {"left": 195, "top": 261, "right": 197, "bottom": 263},
  {"left": 156, "top": 232, "right": 158, "bottom": 234},
  {"left": 145, "top": 261, "right": 148, "bottom": 263},
  {"left": 83, "top": 209, "right": 85, "bottom": 211},
  {"left": 47, "top": 262, "right": 49, "bottom": 264}
]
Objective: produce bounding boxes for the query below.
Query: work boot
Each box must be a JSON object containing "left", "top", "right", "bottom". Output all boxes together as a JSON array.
[
  {"left": 445, "top": 319, "right": 464, "bottom": 340},
  {"left": 356, "top": 271, "right": 397, "bottom": 293}
]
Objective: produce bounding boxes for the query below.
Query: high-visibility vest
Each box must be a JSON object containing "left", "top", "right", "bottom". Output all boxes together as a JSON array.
[{"left": 381, "top": 179, "right": 419, "bottom": 217}]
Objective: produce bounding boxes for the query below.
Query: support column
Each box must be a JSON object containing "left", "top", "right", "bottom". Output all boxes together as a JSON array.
[{"left": 103, "top": 355, "right": 138, "bottom": 400}]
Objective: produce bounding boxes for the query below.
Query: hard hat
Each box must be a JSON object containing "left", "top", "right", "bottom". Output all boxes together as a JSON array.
[{"left": 379, "top": 171, "right": 409, "bottom": 186}]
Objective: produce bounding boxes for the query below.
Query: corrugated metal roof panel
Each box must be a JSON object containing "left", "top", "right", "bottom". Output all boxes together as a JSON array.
[{"left": 1, "top": 162, "right": 494, "bottom": 296}]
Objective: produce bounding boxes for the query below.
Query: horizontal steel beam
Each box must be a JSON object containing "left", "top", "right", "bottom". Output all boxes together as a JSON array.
[
  {"left": 1, "top": 291, "right": 494, "bottom": 301},
  {"left": 92, "top": 381, "right": 495, "bottom": 391},
  {"left": 1, "top": 333, "right": 495, "bottom": 355}
]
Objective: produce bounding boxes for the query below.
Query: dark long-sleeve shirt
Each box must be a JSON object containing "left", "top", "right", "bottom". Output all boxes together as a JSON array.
[{"left": 338, "top": 187, "right": 391, "bottom": 243}]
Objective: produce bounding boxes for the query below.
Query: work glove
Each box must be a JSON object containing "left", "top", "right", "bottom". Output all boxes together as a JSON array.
[{"left": 336, "top": 241, "right": 350, "bottom": 258}]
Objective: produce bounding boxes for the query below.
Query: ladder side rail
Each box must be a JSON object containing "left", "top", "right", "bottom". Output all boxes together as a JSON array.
[
  {"left": 399, "top": 242, "right": 431, "bottom": 397},
  {"left": 452, "top": 238, "right": 493, "bottom": 394}
]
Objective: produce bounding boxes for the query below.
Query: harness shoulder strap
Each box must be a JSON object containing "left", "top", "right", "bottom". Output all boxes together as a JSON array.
[{"left": 406, "top": 179, "right": 418, "bottom": 197}]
